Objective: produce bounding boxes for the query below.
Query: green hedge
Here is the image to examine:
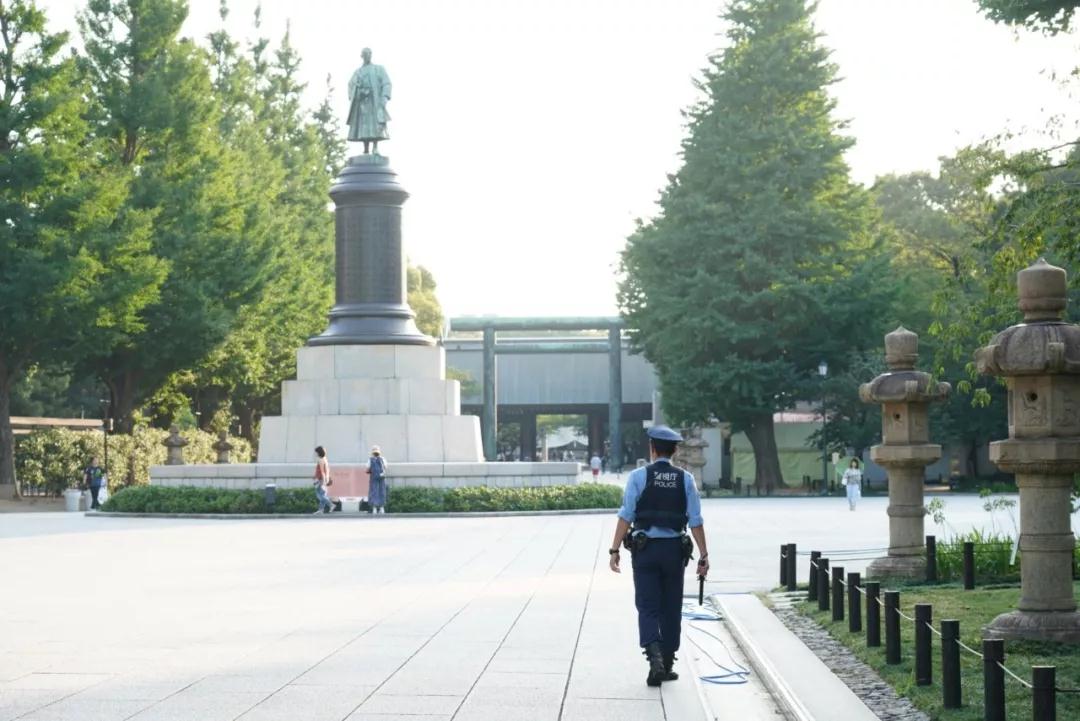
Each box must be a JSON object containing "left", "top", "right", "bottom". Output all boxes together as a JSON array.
[
  {"left": 101, "top": 483, "right": 623, "bottom": 514},
  {"left": 16, "top": 427, "right": 253, "bottom": 496}
]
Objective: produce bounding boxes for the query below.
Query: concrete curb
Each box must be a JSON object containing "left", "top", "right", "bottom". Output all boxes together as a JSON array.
[
  {"left": 713, "top": 594, "right": 814, "bottom": 721},
  {"left": 85, "top": 508, "right": 617, "bottom": 520}
]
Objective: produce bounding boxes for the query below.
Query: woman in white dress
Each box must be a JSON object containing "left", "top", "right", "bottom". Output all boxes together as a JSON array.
[{"left": 842, "top": 459, "right": 863, "bottom": 511}]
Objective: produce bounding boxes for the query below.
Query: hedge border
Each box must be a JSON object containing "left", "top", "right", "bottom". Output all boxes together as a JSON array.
[{"left": 85, "top": 508, "right": 617, "bottom": 519}]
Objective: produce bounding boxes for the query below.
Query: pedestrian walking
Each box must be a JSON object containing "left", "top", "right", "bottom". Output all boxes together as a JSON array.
[
  {"left": 608, "top": 425, "right": 709, "bottom": 687},
  {"left": 589, "top": 452, "right": 602, "bottom": 479},
  {"left": 366, "top": 445, "right": 388, "bottom": 514},
  {"left": 313, "top": 446, "right": 332, "bottom": 514},
  {"left": 82, "top": 457, "right": 106, "bottom": 510},
  {"left": 843, "top": 458, "right": 863, "bottom": 511}
]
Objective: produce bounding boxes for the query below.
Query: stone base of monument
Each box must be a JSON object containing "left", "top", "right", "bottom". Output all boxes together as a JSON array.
[
  {"left": 984, "top": 610, "right": 1080, "bottom": 644},
  {"left": 253, "top": 344, "right": 482, "bottom": 463},
  {"left": 148, "top": 343, "right": 587, "bottom": 490},
  {"left": 866, "top": 553, "right": 925, "bottom": 580}
]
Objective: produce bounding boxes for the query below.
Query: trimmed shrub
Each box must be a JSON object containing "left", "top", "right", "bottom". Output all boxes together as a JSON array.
[
  {"left": 101, "top": 483, "right": 622, "bottom": 514},
  {"left": 103, "top": 485, "right": 313, "bottom": 514}
]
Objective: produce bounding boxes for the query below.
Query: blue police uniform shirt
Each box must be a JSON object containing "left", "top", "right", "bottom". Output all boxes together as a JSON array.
[{"left": 618, "top": 458, "right": 703, "bottom": 538}]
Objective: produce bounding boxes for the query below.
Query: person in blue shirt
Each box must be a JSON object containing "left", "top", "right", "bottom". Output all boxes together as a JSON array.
[{"left": 609, "top": 425, "right": 709, "bottom": 687}]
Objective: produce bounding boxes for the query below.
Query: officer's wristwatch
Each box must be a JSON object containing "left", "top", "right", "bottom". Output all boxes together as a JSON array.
[{"left": 609, "top": 548, "right": 620, "bottom": 555}]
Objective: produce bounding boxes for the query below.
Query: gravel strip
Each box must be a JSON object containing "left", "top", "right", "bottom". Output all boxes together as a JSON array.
[{"left": 770, "top": 594, "right": 930, "bottom": 721}]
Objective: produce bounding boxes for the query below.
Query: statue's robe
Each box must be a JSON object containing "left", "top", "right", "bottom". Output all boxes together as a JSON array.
[{"left": 348, "top": 64, "right": 391, "bottom": 141}]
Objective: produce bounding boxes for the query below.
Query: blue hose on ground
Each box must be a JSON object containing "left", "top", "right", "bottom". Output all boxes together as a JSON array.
[{"left": 681, "top": 602, "right": 752, "bottom": 685}]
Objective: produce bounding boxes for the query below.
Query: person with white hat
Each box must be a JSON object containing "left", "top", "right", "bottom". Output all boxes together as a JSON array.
[
  {"left": 365, "top": 445, "right": 388, "bottom": 514},
  {"left": 608, "top": 424, "right": 709, "bottom": 687}
]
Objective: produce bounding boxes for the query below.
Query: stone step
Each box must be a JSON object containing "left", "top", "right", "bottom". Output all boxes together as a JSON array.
[{"left": 259, "top": 414, "right": 482, "bottom": 463}]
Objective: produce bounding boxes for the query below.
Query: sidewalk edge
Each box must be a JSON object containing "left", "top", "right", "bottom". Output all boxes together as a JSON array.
[{"left": 713, "top": 594, "right": 811, "bottom": 721}]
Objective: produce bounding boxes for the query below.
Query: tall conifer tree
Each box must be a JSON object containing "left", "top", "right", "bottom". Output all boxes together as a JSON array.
[
  {"left": 0, "top": 0, "right": 162, "bottom": 494},
  {"left": 619, "top": 0, "right": 894, "bottom": 488},
  {"left": 75, "top": 0, "right": 274, "bottom": 431}
]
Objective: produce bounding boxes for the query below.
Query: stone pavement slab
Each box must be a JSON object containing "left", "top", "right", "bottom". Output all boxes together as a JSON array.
[{"left": 3, "top": 495, "right": 1036, "bottom": 720}]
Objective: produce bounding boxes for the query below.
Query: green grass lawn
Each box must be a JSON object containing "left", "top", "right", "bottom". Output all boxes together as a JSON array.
[{"left": 797, "top": 582, "right": 1080, "bottom": 721}]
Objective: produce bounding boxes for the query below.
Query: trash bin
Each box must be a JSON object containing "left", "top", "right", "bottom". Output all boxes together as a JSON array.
[
  {"left": 64, "top": 488, "right": 82, "bottom": 512},
  {"left": 263, "top": 483, "right": 277, "bottom": 508}
]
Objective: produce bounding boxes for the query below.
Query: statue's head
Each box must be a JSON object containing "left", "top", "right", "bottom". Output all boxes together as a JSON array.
[{"left": 361, "top": 47, "right": 372, "bottom": 64}]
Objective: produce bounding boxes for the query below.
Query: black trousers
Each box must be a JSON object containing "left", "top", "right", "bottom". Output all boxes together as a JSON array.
[
  {"left": 90, "top": 486, "right": 101, "bottom": 509},
  {"left": 631, "top": 537, "right": 684, "bottom": 654}
]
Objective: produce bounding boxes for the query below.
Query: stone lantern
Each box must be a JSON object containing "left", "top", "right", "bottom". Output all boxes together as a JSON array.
[
  {"left": 977, "top": 258, "right": 1080, "bottom": 642},
  {"left": 860, "top": 327, "right": 951, "bottom": 578},
  {"left": 212, "top": 431, "right": 233, "bottom": 464},
  {"left": 163, "top": 425, "right": 188, "bottom": 466}
]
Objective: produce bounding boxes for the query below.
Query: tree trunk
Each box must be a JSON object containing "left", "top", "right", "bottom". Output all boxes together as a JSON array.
[
  {"left": 237, "top": 404, "right": 258, "bottom": 445},
  {"left": 965, "top": 442, "right": 978, "bottom": 479},
  {"left": 106, "top": 370, "right": 140, "bottom": 434},
  {"left": 744, "top": 412, "right": 783, "bottom": 493},
  {"left": 0, "top": 374, "right": 19, "bottom": 499}
]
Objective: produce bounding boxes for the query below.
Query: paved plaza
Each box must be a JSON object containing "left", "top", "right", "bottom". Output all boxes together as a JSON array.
[{"left": 0, "top": 494, "right": 1067, "bottom": 721}]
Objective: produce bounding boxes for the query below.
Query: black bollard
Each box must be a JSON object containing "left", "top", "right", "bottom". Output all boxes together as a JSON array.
[
  {"left": 1032, "top": 666, "right": 1056, "bottom": 721},
  {"left": 963, "top": 541, "right": 975, "bottom": 590},
  {"left": 865, "top": 582, "right": 881, "bottom": 647},
  {"left": 926, "top": 535, "right": 937, "bottom": 583},
  {"left": 884, "top": 590, "right": 901, "bottom": 664},
  {"left": 817, "top": 558, "right": 830, "bottom": 612},
  {"left": 786, "top": 543, "right": 797, "bottom": 592},
  {"left": 780, "top": 544, "right": 788, "bottom": 587},
  {"left": 847, "top": 572, "right": 861, "bottom": 633},
  {"left": 983, "top": 639, "right": 1005, "bottom": 721},
  {"left": 832, "top": 566, "right": 845, "bottom": 623},
  {"left": 809, "top": 551, "right": 821, "bottom": 601},
  {"left": 914, "top": 604, "right": 932, "bottom": 686},
  {"left": 941, "top": 620, "right": 961, "bottom": 709}
]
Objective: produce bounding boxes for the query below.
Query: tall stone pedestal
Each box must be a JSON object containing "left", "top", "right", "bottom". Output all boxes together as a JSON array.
[
  {"left": 258, "top": 344, "right": 481, "bottom": 464},
  {"left": 309, "top": 155, "right": 430, "bottom": 347},
  {"left": 861, "top": 327, "right": 950, "bottom": 580},
  {"left": 978, "top": 259, "right": 1080, "bottom": 643}
]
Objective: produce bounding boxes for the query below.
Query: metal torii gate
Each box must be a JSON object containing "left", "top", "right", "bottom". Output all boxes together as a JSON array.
[{"left": 447, "top": 317, "right": 624, "bottom": 469}]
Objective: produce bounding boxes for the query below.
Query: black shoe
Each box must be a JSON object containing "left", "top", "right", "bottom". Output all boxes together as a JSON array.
[
  {"left": 644, "top": 642, "right": 665, "bottom": 687},
  {"left": 662, "top": 653, "right": 678, "bottom": 681}
]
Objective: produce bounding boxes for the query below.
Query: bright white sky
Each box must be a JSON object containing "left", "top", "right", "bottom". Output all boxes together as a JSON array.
[{"left": 38, "top": 0, "right": 1080, "bottom": 317}]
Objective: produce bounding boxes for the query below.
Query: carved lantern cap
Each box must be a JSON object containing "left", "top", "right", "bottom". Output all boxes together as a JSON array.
[
  {"left": 977, "top": 258, "right": 1080, "bottom": 377},
  {"left": 212, "top": 430, "right": 233, "bottom": 451},
  {"left": 860, "top": 326, "right": 951, "bottom": 404},
  {"left": 163, "top": 425, "right": 188, "bottom": 448},
  {"left": 1018, "top": 258, "right": 1067, "bottom": 322},
  {"left": 885, "top": 326, "right": 918, "bottom": 370}
]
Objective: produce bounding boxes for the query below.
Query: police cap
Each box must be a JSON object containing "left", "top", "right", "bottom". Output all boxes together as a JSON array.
[{"left": 646, "top": 425, "right": 683, "bottom": 442}]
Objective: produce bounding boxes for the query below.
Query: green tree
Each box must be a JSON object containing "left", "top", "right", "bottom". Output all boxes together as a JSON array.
[
  {"left": 408, "top": 264, "right": 444, "bottom": 338},
  {"left": 0, "top": 0, "right": 161, "bottom": 495},
  {"left": 976, "top": 0, "right": 1079, "bottom": 32},
  {"left": 873, "top": 151, "right": 1010, "bottom": 475},
  {"left": 164, "top": 12, "right": 335, "bottom": 439},
  {"left": 75, "top": 0, "right": 275, "bottom": 432},
  {"left": 618, "top": 0, "right": 896, "bottom": 489}
]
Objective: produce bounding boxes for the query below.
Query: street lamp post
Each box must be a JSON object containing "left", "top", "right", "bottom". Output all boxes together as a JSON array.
[
  {"left": 98, "top": 399, "right": 111, "bottom": 477},
  {"left": 818, "top": 360, "right": 828, "bottom": 495}
]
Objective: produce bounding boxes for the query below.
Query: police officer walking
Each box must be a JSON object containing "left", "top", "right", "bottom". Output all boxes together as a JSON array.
[{"left": 608, "top": 425, "right": 708, "bottom": 686}]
